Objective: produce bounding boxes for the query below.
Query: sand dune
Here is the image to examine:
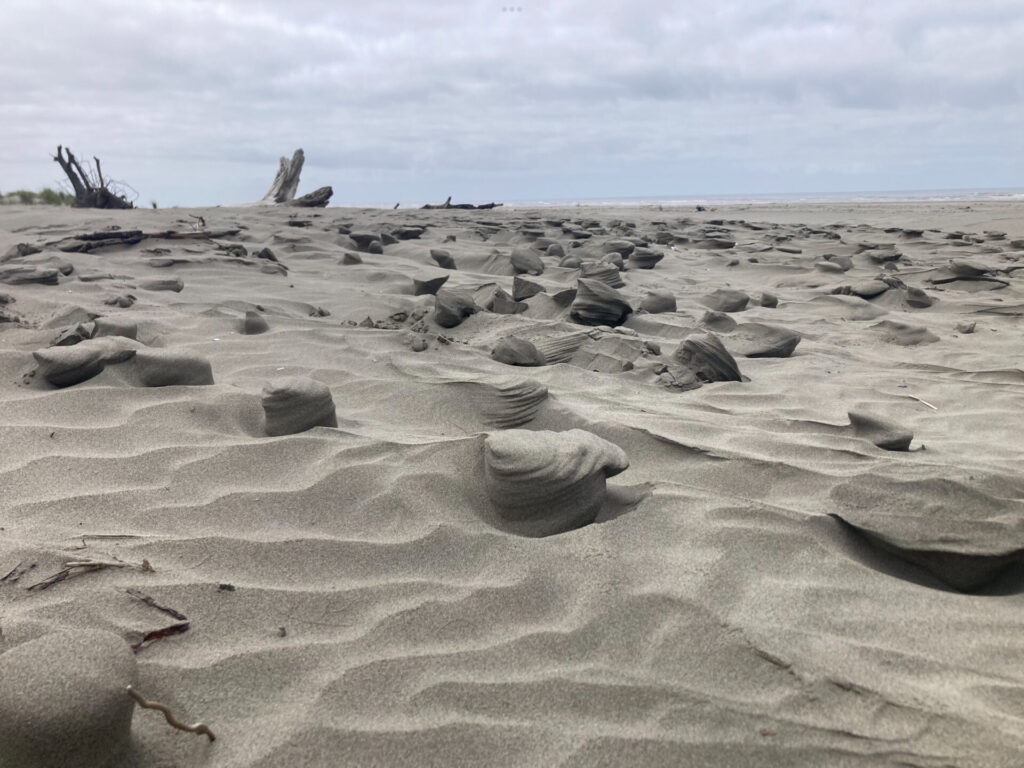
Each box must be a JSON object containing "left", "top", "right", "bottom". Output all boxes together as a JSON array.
[{"left": 2, "top": 201, "right": 1024, "bottom": 766}]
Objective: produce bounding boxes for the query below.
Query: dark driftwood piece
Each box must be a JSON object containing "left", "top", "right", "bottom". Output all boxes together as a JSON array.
[
  {"left": 290, "top": 186, "right": 333, "bottom": 207},
  {"left": 51, "top": 230, "right": 146, "bottom": 252},
  {"left": 421, "top": 195, "right": 502, "bottom": 210},
  {"left": 52, "top": 146, "right": 134, "bottom": 209},
  {"left": 143, "top": 229, "right": 242, "bottom": 240},
  {"left": 47, "top": 228, "right": 243, "bottom": 253}
]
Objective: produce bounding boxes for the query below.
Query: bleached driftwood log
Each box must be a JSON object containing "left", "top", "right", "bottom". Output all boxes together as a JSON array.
[
  {"left": 259, "top": 149, "right": 332, "bottom": 207},
  {"left": 262, "top": 149, "right": 305, "bottom": 203}
]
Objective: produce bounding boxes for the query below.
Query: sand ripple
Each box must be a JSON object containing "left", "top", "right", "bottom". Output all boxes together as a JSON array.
[{"left": 3, "top": 203, "right": 1024, "bottom": 766}]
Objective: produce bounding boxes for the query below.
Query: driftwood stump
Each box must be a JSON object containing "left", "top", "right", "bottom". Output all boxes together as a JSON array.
[
  {"left": 259, "top": 149, "right": 332, "bottom": 207},
  {"left": 52, "top": 146, "right": 133, "bottom": 209},
  {"left": 261, "top": 149, "right": 305, "bottom": 204}
]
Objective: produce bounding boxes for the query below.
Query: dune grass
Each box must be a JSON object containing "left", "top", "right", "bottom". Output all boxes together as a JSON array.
[{"left": 0, "top": 187, "right": 77, "bottom": 206}]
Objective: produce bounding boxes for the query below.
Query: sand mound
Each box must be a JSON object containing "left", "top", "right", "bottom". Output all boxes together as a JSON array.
[
  {"left": 482, "top": 429, "right": 629, "bottom": 536},
  {"left": 0, "top": 630, "right": 137, "bottom": 768}
]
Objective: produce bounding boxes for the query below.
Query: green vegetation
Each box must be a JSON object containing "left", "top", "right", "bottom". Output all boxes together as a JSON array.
[
  {"left": 0, "top": 187, "right": 77, "bottom": 206},
  {"left": 39, "top": 188, "right": 76, "bottom": 205}
]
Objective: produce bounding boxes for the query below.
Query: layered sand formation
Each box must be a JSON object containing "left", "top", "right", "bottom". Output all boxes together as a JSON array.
[{"left": 1, "top": 200, "right": 1024, "bottom": 766}]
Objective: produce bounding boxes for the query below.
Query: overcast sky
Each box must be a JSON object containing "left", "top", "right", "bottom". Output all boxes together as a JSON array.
[{"left": 2, "top": 0, "right": 1022, "bottom": 207}]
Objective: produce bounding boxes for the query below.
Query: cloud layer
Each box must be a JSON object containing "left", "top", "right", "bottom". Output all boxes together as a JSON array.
[{"left": 2, "top": 0, "right": 1022, "bottom": 205}]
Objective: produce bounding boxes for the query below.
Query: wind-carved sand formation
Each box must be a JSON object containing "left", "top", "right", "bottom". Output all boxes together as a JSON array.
[{"left": 2, "top": 200, "right": 1024, "bottom": 765}]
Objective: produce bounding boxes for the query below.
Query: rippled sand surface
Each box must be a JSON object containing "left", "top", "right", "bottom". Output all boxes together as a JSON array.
[{"left": 2, "top": 201, "right": 1023, "bottom": 767}]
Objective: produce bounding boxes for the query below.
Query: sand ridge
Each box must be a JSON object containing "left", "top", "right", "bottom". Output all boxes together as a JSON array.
[{"left": 1, "top": 201, "right": 1023, "bottom": 766}]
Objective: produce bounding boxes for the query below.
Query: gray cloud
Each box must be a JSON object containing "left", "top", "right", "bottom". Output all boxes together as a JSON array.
[{"left": 2, "top": 0, "right": 1021, "bottom": 205}]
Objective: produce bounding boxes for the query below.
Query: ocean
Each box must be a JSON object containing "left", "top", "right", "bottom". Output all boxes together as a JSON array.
[
  {"left": 341, "top": 187, "right": 1024, "bottom": 210},
  {"left": 504, "top": 187, "right": 1024, "bottom": 208}
]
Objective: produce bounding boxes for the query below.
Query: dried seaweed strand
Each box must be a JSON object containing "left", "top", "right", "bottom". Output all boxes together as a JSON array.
[
  {"left": 131, "top": 622, "right": 190, "bottom": 653},
  {"left": 126, "top": 685, "right": 215, "bottom": 741}
]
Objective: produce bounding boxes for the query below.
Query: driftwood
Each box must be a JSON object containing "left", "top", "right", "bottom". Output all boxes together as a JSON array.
[
  {"left": 290, "top": 186, "right": 333, "bottom": 207},
  {"left": 48, "top": 228, "right": 242, "bottom": 253},
  {"left": 143, "top": 229, "right": 242, "bottom": 240},
  {"left": 421, "top": 195, "right": 502, "bottom": 210},
  {"left": 262, "top": 149, "right": 305, "bottom": 203},
  {"left": 52, "top": 146, "right": 134, "bottom": 209},
  {"left": 260, "top": 149, "right": 332, "bottom": 208}
]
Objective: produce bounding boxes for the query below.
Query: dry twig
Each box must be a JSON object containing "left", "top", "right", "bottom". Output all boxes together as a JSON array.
[
  {"left": 906, "top": 394, "right": 938, "bottom": 410},
  {"left": 26, "top": 556, "right": 153, "bottom": 591},
  {"left": 126, "top": 685, "right": 215, "bottom": 741},
  {"left": 69, "top": 533, "right": 142, "bottom": 551},
  {"left": 1, "top": 560, "right": 36, "bottom": 584},
  {"left": 126, "top": 588, "right": 188, "bottom": 621}
]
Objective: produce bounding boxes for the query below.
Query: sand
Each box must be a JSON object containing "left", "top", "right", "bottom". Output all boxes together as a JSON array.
[{"left": 1, "top": 200, "right": 1023, "bottom": 767}]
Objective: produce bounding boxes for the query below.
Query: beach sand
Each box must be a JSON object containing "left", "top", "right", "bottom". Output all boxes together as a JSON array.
[{"left": 1, "top": 200, "right": 1023, "bottom": 767}]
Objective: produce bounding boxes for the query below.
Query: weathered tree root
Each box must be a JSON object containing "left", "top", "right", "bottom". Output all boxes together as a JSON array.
[
  {"left": 126, "top": 686, "right": 216, "bottom": 741},
  {"left": 52, "top": 145, "right": 134, "bottom": 209}
]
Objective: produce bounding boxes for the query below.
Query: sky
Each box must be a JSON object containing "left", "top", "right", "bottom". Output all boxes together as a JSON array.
[{"left": 1, "top": 0, "right": 1022, "bottom": 207}]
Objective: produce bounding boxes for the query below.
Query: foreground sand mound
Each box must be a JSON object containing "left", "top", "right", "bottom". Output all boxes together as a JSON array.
[
  {"left": 33, "top": 336, "right": 142, "bottom": 386},
  {"left": 847, "top": 409, "right": 913, "bottom": 451},
  {"left": 483, "top": 429, "right": 629, "bottom": 536},
  {"left": 134, "top": 349, "right": 214, "bottom": 387},
  {"left": 0, "top": 630, "right": 137, "bottom": 768},
  {"left": 262, "top": 376, "right": 338, "bottom": 436}
]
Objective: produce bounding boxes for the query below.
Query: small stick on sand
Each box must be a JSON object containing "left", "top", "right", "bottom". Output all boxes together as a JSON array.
[
  {"left": 69, "top": 533, "right": 142, "bottom": 551},
  {"left": 126, "top": 685, "right": 216, "bottom": 741},
  {"left": 127, "top": 588, "right": 188, "bottom": 620},
  {"left": 143, "top": 229, "right": 240, "bottom": 240},
  {"left": 1, "top": 560, "right": 36, "bottom": 584},
  {"left": 906, "top": 395, "right": 938, "bottom": 410},
  {"left": 26, "top": 556, "right": 153, "bottom": 591}
]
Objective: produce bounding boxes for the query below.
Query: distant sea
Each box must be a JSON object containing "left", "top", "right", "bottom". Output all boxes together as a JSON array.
[
  {"left": 506, "top": 187, "right": 1024, "bottom": 208},
  {"left": 344, "top": 187, "right": 1024, "bottom": 209}
]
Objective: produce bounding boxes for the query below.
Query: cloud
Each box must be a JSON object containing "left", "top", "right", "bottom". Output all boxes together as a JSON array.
[{"left": 1, "top": 0, "right": 1021, "bottom": 204}]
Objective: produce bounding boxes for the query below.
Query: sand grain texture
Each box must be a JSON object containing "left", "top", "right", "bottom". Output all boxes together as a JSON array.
[{"left": 2, "top": 201, "right": 1024, "bottom": 767}]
